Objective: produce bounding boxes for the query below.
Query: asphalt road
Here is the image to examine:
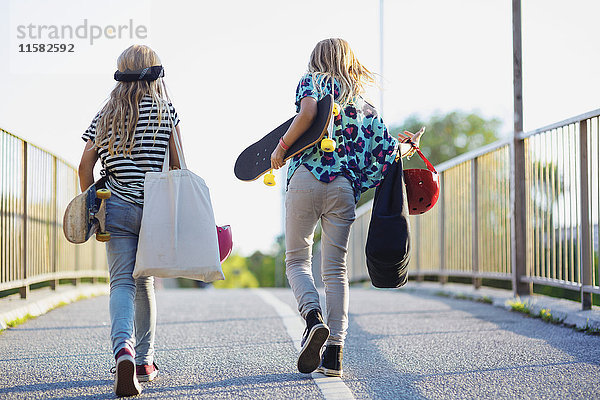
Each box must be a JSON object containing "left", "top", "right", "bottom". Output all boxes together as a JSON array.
[{"left": 1, "top": 287, "right": 599, "bottom": 399}]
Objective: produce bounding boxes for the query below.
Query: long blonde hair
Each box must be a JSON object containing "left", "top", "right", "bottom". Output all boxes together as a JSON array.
[
  {"left": 308, "top": 38, "right": 375, "bottom": 106},
  {"left": 95, "top": 45, "right": 171, "bottom": 156}
]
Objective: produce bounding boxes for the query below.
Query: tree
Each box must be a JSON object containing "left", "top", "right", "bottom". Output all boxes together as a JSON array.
[
  {"left": 213, "top": 254, "right": 259, "bottom": 289},
  {"left": 273, "top": 234, "right": 288, "bottom": 287},
  {"left": 246, "top": 251, "right": 277, "bottom": 287}
]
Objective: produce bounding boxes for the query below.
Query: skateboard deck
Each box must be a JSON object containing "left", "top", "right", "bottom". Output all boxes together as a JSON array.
[
  {"left": 234, "top": 94, "right": 333, "bottom": 181},
  {"left": 63, "top": 178, "right": 111, "bottom": 244}
]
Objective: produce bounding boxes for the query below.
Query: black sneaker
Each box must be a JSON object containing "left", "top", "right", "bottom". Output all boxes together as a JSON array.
[
  {"left": 316, "top": 344, "right": 343, "bottom": 377},
  {"left": 297, "top": 309, "right": 329, "bottom": 373}
]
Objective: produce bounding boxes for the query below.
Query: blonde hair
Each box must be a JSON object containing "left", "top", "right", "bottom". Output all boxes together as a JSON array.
[
  {"left": 95, "top": 45, "right": 171, "bottom": 156},
  {"left": 308, "top": 38, "right": 375, "bottom": 106}
]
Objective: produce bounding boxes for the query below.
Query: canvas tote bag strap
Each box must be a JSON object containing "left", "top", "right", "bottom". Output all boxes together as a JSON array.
[{"left": 162, "top": 119, "right": 188, "bottom": 172}]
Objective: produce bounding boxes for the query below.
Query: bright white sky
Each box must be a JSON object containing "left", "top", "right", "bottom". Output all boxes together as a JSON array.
[{"left": 1, "top": 0, "right": 599, "bottom": 255}]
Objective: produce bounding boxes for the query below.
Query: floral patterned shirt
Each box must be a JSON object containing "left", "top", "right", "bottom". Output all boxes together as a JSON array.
[{"left": 287, "top": 73, "right": 398, "bottom": 202}]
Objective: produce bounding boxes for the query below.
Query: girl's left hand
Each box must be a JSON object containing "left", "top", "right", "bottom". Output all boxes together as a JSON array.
[
  {"left": 398, "top": 127, "right": 425, "bottom": 158},
  {"left": 270, "top": 144, "right": 286, "bottom": 170}
]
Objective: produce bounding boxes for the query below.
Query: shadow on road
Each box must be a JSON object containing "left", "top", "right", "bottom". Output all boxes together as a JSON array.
[
  {"left": 141, "top": 372, "right": 312, "bottom": 398},
  {"left": 0, "top": 379, "right": 114, "bottom": 400},
  {"left": 345, "top": 311, "right": 429, "bottom": 400},
  {"left": 344, "top": 290, "right": 600, "bottom": 399}
]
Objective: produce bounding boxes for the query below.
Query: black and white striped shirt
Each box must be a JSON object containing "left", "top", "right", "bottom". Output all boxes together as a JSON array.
[{"left": 82, "top": 96, "right": 180, "bottom": 205}]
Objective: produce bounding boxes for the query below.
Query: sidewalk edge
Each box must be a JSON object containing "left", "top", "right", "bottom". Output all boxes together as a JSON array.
[
  {"left": 402, "top": 281, "right": 600, "bottom": 332},
  {"left": 0, "top": 284, "right": 109, "bottom": 331}
]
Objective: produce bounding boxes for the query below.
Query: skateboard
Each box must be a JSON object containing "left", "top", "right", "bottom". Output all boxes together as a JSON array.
[
  {"left": 234, "top": 94, "right": 334, "bottom": 185},
  {"left": 63, "top": 178, "right": 112, "bottom": 244}
]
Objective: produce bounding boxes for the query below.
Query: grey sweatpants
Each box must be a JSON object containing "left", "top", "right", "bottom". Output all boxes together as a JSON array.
[{"left": 285, "top": 166, "right": 356, "bottom": 345}]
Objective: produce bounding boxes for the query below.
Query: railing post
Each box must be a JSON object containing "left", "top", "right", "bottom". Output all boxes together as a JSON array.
[
  {"left": 579, "top": 120, "right": 592, "bottom": 310},
  {"left": 74, "top": 174, "right": 80, "bottom": 285},
  {"left": 415, "top": 216, "right": 422, "bottom": 281},
  {"left": 510, "top": 0, "right": 531, "bottom": 297},
  {"left": 19, "top": 142, "right": 29, "bottom": 299},
  {"left": 439, "top": 174, "right": 447, "bottom": 284},
  {"left": 472, "top": 159, "right": 481, "bottom": 289},
  {"left": 51, "top": 156, "right": 58, "bottom": 291}
]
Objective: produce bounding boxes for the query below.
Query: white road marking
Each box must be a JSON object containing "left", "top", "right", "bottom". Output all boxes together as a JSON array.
[{"left": 255, "top": 289, "right": 356, "bottom": 400}]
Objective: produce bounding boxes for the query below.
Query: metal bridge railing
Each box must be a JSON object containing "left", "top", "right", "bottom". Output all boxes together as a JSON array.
[
  {"left": 0, "top": 128, "right": 107, "bottom": 298},
  {"left": 348, "top": 109, "right": 600, "bottom": 310}
]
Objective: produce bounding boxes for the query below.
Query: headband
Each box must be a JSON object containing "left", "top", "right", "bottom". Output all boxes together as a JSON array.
[{"left": 114, "top": 65, "right": 164, "bottom": 82}]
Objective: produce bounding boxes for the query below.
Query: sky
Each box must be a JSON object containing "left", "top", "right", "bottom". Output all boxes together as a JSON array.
[{"left": 1, "top": 0, "right": 599, "bottom": 255}]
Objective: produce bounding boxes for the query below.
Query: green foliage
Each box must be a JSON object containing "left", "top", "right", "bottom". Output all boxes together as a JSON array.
[
  {"left": 539, "top": 308, "right": 563, "bottom": 324},
  {"left": 176, "top": 278, "right": 202, "bottom": 288},
  {"left": 530, "top": 161, "right": 564, "bottom": 209},
  {"left": 272, "top": 234, "right": 288, "bottom": 287},
  {"left": 507, "top": 299, "right": 531, "bottom": 315},
  {"left": 454, "top": 293, "right": 474, "bottom": 301},
  {"left": 533, "top": 283, "right": 580, "bottom": 303},
  {"left": 213, "top": 254, "right": 259, "bottom": 289},
  {"left": 246, "top": 251, "right": 276, "bottom": 287},
  {"left": 581, "top": 321, "right": 600, "bottom": 334},
  {"left": 433, "top": 290, "right": 493, "bottom": 304},
  {"left": 6, "top": 313, "right": 34, "bottom": 328},
  {"left": 2, "top": 312, "right": 40, "bottom": 333},
  {"left": 215, "top": 239, "right": 288, "bottom": 289},
  {"left": 357, "top": 187, "right": 375, "bottom": 208},
  {"left": 0, "top": 288, "right": 20, "bottom": 299}
]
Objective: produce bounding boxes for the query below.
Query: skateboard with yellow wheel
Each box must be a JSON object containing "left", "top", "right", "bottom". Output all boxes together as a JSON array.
[
  {"left": 63, "top": 178, "right": 112, "bottom": 244},
  {"left": 234, "top": 94, "right": 334, "bottom": 186}
]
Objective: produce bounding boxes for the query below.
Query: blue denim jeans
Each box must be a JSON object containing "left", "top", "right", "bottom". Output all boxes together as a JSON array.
[{"left": 105, "top": 194, "right": 156, "bottom": 365}]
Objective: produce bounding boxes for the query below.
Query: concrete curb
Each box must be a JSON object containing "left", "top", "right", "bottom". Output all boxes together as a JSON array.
[
  {"left": 0, "top": 284, "right": 110, "bottom": 331},
  {"left": 402, "top": 281, "right": 600, "bottom": 332}
]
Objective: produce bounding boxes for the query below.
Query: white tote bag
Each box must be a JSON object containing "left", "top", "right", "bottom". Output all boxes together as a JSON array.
[{"left": 133, "top": 128, "right": 225, "bottom": 282}]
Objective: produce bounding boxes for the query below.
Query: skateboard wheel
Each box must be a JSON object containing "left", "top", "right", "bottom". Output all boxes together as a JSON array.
[
  {"left": 96, "top": 232, "right": 111, "bottom": 242},
  {"left": 264, "top": 171, "right": 276, "bottom": 186},
  {"left": 321, "top": 138, "right": 336, "bottom": 152},
  {"left": 96, "top": 189, "right": 111, "bottom": 199},
  {"left": 332, "top": 103, "right": 340, "bottom": 116}
]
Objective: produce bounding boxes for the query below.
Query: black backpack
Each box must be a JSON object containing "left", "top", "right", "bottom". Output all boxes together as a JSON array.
[{"left": 365, "top": 159, "right": 411, "bottom": 288}]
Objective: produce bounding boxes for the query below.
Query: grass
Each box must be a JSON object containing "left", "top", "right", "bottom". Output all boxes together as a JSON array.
[
  {"left": 538, "top": 308, "right": 564, "bottom": 324},
  {"left": 433, "top": 290, "right": 493, "bottom": 304},
  {"left": 6, "top": 313, "right": 35, "bottom": 328},
  {"left": 431, "top": 288, "right": 600, "bottom": 334},
  {"left": 0, "top": 292, "right": 102, "bottom": 334},
  {"left": 454, "top": 293, "right": 473, "bottom": 301},
  {"left": 575, "top": 320, "right": 600, "bottom": 335},
  {"left": 507, "top": 301, "right": 567, "bottom": 326},
  {"left": 507, "top": 299, "right": 531, "bottom": 315}
]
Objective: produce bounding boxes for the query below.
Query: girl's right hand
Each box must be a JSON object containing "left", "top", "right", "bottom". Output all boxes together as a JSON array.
[{"left": 271, "top": 143, "right": 286, "bottom": 170}]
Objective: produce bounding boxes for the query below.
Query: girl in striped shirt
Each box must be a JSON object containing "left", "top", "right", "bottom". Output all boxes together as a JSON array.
[{"left": 78, "top": 44, "right": 181, "bottom": 396}]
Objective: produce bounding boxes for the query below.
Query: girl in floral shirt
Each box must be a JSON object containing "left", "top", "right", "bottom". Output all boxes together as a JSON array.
[{"left": 271, "top": 38, "right": 422, "bottom": 377}]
